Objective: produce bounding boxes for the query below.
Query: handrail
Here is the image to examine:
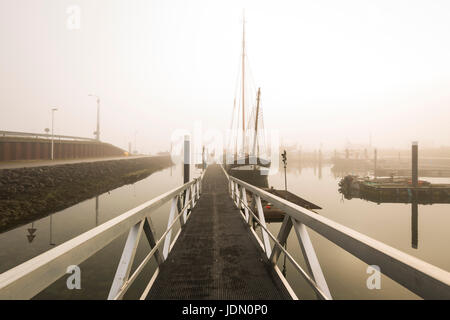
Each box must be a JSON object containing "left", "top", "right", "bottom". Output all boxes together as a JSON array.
[
  {"left": 0, "top": 173, "right": 204, "bottom": 300},
  {"left": 111, "top": 198, "right": 192, "bottom": 300},
  {"left": 223, "top": 165, "right": 450, "bottom": 300},
  {"left": 237, "top": 196, "right": 330, "bottom": 300},
  {"left": 0, "top": 130, "right": 97, "bottom": 142}
]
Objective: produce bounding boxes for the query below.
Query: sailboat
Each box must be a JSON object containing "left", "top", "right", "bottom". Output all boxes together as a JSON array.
[{"left": 225, "top": 15, "right": 271, "bottom": 183}]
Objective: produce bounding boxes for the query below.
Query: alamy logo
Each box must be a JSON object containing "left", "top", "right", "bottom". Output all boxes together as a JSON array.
[
  {"left": 66, "top": 265, "right": 81, "bottom": 290},
  {"left": 170, "top": 121, "right": 281, "bottom": 175},
  {"left": 66, "top": 5, "right": 81, "bottom": 30},
  {"left": 366, "top": 265, "right": 381, "bottom": 290}
]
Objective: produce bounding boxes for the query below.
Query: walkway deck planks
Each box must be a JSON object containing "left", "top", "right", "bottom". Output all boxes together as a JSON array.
[{"left": 146, "top": 164, "right": 291, "bottom": 300}]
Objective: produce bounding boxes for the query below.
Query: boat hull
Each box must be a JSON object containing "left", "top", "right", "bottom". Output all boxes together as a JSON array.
[{"left": 226, "top": 159, "right": 271, "bottom": 188}]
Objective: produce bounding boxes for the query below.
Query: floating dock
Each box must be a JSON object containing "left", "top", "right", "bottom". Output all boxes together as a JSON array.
[
  {"left": 247, "top": 188, "right": 321, "bottom": 222},
  {"left": 339, "top": 175, "right": 450, "bottom": 203}
]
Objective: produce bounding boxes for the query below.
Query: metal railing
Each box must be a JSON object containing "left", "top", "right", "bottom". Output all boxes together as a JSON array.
[
  {"left": 0, "top": 173, "right": 204, "bottom": 300},
  {"left": 0, "top": 130, "right": 96, "bottom": 142},
  {"left": 222, "top": 166, "right": 450, "bottom": 300}
]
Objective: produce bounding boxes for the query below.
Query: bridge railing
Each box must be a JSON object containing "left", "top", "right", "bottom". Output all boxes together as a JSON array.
[
  {"left": 0, "top": 173, "right": 204, "bottom": 300},
  {"left": 222, "top": 166, "right": 450, "bottom": 300},
  {"left": 0, "top": 130, "right": 97, "bottom": 142}
]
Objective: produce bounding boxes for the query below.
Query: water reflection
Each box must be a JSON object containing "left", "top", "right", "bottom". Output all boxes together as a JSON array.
[
  {"left": 26, "top": 222, "right": 36, "bottom": 243},
  {"left": 337, "top": 173, "right": 450, "bottom": 250},
  {"left": 412, "top": 201, "right": 418, "bottom": 249},
  {"left": 49, "top": 215, "right": 55, "bottom": 246},
  {"left": 318, "top": 162, "right": 322, "bottom": 180},
  {"left": 95, "top": 196, "right": 99, "bottom": 227}
]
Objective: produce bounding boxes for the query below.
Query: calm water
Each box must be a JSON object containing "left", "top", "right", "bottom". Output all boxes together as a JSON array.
[
  {"left": 0, "top": 163, "right": 449, "bottom": 299},
  {"left": 267, "top": 163, "right": 450, "bottom": 300},
  {"left": 0, "top": 165, "right": 201, "bottom": 299}
]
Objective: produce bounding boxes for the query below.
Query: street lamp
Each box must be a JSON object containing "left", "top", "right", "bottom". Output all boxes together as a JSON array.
[
  {"left": 88, "top": 94, "right": 100, "bottom": 141},
  {"left": 51, "top": 107, "right": 58, "bottom": 160}
]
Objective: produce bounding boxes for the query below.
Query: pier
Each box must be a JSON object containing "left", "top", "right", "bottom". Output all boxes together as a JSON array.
[
  {"left": 1, "top": 160, "right": 449, "bottom": 300},
  {"left": 146, "top": 165, "right": 290, "bottom": 299}
]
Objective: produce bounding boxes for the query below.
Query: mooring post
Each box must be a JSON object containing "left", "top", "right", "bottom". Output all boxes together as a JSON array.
[
  {"left": 412, "top": 141, "right": 418, "bottom": 188},
  {"left": 184, "top": 135, "right": 190, "bottom": 184},
  {"left": 183, "top": 136, "right": 190, "bottom": 215},
  {"left": 203, "top": 146, "right": 207, "bottom": 171}
]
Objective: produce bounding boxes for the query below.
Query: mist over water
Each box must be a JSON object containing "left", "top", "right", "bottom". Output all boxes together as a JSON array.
[{"left": 3, "top": 1, "right": 450, "bottom": 152}]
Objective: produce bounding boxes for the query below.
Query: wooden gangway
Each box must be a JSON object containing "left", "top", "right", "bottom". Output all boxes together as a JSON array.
[{"left": 146, "top": 165, "right": 291, "bottom": 299}]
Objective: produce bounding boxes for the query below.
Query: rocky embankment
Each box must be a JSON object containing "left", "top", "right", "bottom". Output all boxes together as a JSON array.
[{"left": 0, "top": 156, "right": 172, "bottom": 233}]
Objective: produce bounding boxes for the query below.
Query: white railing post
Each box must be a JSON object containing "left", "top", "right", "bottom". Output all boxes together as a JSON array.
[
  {"left": 196, "top": 179, "right": 200, "bottom": 201},
  {"left": 190, "top": 184, "right": 195, "bottom": 208},
  {"left": 231, "top": 181, "right": 235, "bottom": 202},
  {"left": 176, "top": 194, "right": 184, "bottom": 228},
  {"left": 143, "top": 217, "right": 165, "bottom": 265},
  {"left": 269, "top": 214, "right": 293, "bottom": 265},
  {"left": 241, "top": 187, "right": 249, "bottom": 222},
  {"left": 108, "top": 219, "right": 145, "bottom": 300},
  {"left": 162, "top": 196, "right": 179, "bottom": 259},
  {"left": 291, "top": 218, "right": 332, "bottom": 300},
  {"left": 254, "top": 195, "right": 272, "bottom": 258},
  {"left": 236, "top": 183, "right": 242, "bottom": 210},
  {"left": 182, "top": 188, "right": 190, "bottom": 224}
]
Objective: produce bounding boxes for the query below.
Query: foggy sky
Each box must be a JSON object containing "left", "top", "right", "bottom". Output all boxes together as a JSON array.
[{"left": 2, "top": 0, "right": 450, "bottom": 153}]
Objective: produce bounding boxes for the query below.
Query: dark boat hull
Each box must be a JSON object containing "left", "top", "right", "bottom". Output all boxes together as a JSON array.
[
  {"left": 229, "top": 168, "right": 269, "bottom": 188},
  {"left": 226, "top": 158, "right": 270, "bottom": 188}
]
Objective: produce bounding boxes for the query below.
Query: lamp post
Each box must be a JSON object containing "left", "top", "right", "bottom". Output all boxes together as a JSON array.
[
  {"left": 88, "top": 94, "right": 100, "bottom": 141},
  {"left": 51, "top": 107, "right": 58, "bottom": 160}
]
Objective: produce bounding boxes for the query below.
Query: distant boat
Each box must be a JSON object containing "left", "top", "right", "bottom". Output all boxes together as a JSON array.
[{"left": 225, "top": 15, "right": 271, "bottom": 182}]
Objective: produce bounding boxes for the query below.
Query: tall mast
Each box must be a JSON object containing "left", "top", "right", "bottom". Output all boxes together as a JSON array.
[
  {"left": 252, "top": 88, "right": 261, "bottom": 157},
  {"left": 241, "top": 13, "right": 246, "bottom": 155},
  {"left": 233, "top": 98, "right": 238, "bottom": 158}
]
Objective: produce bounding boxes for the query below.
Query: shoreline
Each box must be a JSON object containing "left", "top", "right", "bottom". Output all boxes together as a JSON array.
[{"left": 0, "top": 156, "right": 173, "bottom": 233}]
